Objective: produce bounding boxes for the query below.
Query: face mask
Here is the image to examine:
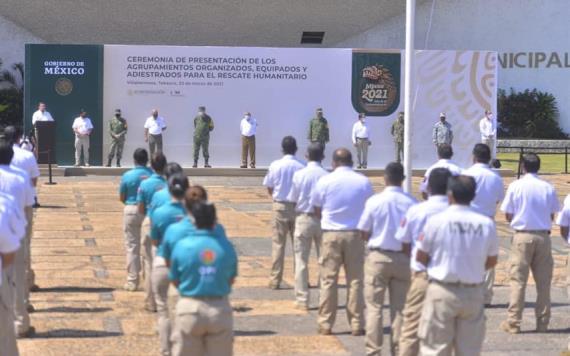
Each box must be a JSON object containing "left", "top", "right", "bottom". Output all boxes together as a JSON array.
[
  {"left": 245, "top": 115, "right": 251, "bottom": 120},
  {"left": 115, "top": 114, "right": 121, "bottom": 118},
  {"left": 361, "top": 118, "right": 366, "bottom": 123},
  {"left": 488, "top": 114, "right": 493, "bottom": 119}
]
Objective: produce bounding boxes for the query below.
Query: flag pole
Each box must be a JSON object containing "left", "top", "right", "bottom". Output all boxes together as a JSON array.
[{"left": 403, "top": 0, "right": 416, "bottom": 193}]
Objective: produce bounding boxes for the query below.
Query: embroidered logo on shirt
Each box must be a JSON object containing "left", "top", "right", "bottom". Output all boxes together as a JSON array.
[{"left": 200, "top": 249, "right": 216, "bottom": 265}]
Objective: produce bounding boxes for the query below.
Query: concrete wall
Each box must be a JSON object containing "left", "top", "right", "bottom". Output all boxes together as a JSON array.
[
  {"left": 0, "top": 14, "right": 43, "bottom": 71},
  {"left": 335, "top": 0, "right": 570, "bottom": 133}
]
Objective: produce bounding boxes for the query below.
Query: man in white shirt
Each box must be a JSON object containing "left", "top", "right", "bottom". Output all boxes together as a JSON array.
[
  {"left": 31, "top": 102, "right": 54, "bottom": 126},
  {"left": 420, "top": 144, "right": 462, "bottom": 198},
  {"left": 479, "top": 110, "right": 496, "bottom": 156},
  {"left": 72, "top": 110, "right": 94, "bottom": 167},
  {"left": 352, "top": 113, "right": 371, "bottom": 169},
  {"left": 287, "top": 143, "right": 328, "bottom": 310},
  {"left": 556, "top": 195, "right": 570, "bottom": 300},
  {"left": 144, "top": 109, "right": 167, "bottom": 157},
  {"left": 464, "top": 143, "right": 504, "bottom": 305},
  {"left": 416, "top": 175, "right": 498, "bottom": 356},
  {"left": 240, "top": 112, "right": 257, "bottom": 168},
  {"left": 263, "top": 136, "right": 305, "bottom": 289},
  {"left": 396, "top": 167, "right": 451, "bottom": 356},
  {"left": 311, "top": 148, "right": 374, "bottom": 336},
  {"left": 500, "top": 153, "right": 560, "bottom": 334},
  {"left": 358, "top": 162, "right": 417, "bottom": 356}
]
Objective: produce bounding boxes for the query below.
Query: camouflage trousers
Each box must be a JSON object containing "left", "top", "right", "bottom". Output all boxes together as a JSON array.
[
  {"left": 108, "top": 138, "right": 125, "bottom": 162},
  {"left": 193, "top": 135, "right": 210, "bottom": 163}
]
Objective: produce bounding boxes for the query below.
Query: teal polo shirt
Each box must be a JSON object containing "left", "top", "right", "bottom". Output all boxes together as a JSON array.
[
  {"left": 169, "top": 228, "right": 238, "bottom": 297},
  {"left": 149, "top": 188, "right": 171, "bottom": 215},
  {"left": 119, "top": 166, "right": 152, "bottom": 205},
  {"left": 150, "top": 201, "right": 186, "bottom": 256},
  {"left": 136, "top": 173, "right": 166, "bottom": 216},
  {"left": 161, "top": 216, "right": 226, "bottom": 261}
]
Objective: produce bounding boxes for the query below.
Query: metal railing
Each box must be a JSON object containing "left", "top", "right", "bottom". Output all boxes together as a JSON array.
[{"left": 497, "top": 145, "right": 569, "bottom": 178}]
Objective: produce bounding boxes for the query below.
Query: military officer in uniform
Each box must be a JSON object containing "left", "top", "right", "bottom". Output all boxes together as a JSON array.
[
  {"left": 193, "top": 106, "right": 214, "bottom": 168},
  {"left": 432, "top": 112, "right": 453, "bottom": 150},
  {"left": 391, "top": 112, "right": 405, "bottom": 163},
  {"left": 308, "top": 108, "right": 330, "bottom": 149},
  {"left": 107, "top": 109, "right": 128, "bottom": 167}
]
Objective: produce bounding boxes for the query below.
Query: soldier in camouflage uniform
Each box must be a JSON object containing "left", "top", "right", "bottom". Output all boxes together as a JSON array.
[
  {"left": 193, "top": 106, "right": 214, "bottom": 168},
  {"left": 107, "top": 109, "right": 128, "bottom": 167},
  {"left": 308, "top": 108, "right": 330, "bottom": 149},
  {"left": 432, "top": 112, "right": 453, "bottom": 151},
  {"left": 391, "top": 112, "right": 405, "bottom": 163}
]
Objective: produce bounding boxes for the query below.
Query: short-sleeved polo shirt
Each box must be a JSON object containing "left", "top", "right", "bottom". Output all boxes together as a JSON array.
[
  {"left": 0, "top": 194, "right": 22, "bottom": 285},
  {"left": 263, "top": 155, "right": 305, "bottom": 202},
  {"left": 420, "top": 159, "right": 462, "bottom": 193},
  {"left": 119, "top": 166, "right": 152, "bottom": 205},
  {"left": 150, "top": 201, "right": 186, "bottom": 256},
  {"left": 136, "top": 173, "right": 167, "bottom": 215},
  {"left": 161, "top": 217, "right": 226, "bottom": 261},
  {"left": 287, "top": 161, "right": 328, "bottom": 213},
  {"left": 463, "top": 163, "right": 504, "bottom": 218},
  {"left": 149, "top": 188, "right": 171, "bottom": 213}
]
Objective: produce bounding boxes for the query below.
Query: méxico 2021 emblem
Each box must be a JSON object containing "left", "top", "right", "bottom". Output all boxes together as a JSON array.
[{"left": 55, "top": 77, "right": 73, "bottom": 96}]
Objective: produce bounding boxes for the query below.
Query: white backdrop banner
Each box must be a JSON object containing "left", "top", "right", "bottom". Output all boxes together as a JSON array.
[{"left": 102, "top": 45, "right": 497, "bottom": 168}]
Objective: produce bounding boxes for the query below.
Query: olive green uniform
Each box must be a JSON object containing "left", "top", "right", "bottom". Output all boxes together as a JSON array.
[
  {"left": 308, "top": 117, "right": 330, "bottom": 148},
  {"left": 391, "top": 118, "right": 404, "bottom": 163},
  {"left": 193, "top": 114, "right": 214, "bottom": 165},
  {"left": 108, "top": 116, "right": 128, "bottom": 166}
]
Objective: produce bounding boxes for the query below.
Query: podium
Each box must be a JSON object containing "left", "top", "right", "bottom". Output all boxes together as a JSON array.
[{"left": 35, "top": 121, "right": 56, "bottom": 164}]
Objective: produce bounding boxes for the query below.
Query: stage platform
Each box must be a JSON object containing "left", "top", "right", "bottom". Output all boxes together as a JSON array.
[{"left": 40, "top": 165, "right": 516, "bottom": 178}]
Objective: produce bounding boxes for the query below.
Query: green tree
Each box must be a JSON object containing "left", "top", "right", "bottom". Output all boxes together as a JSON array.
[
  {"left": 498, "top": 88, "right": 567, "bottom": 139},
  {"left": 0, "top": 60, "right": 24, "bottom": 129}
]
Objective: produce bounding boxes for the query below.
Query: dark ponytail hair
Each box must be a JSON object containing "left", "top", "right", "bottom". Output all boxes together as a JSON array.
[
  {"left": 168, "top": 174, "right": 189, "bottom": 200},
  {"left": 184, "top": 185, "right": 208, "bottom": 211},
  {"left": 191, "top": 202, "right": 217, "bottom": 230},
  {"left": 164, "top": 162, "right": 183, "bottom": 179}
]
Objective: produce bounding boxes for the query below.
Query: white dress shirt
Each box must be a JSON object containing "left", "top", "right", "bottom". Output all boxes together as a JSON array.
[
  {"left": 395, "top": 195, "right": 449, "bottom": 271},
  {"left": 287, "top": 161, "right": 328, "bottom": 213},
  {"left": 479, "top": 117, "right": 496, "bottom": 140},
  {"left": 72, "top": 117, "right": 94, "bottom": 136},
  {"left": 417, "top": 205, "right": 498, "bottom": 284},
  {"left": 358, "top": 186, "right": 417, "bottom": 251},
  {"left": 263, "top": 155, "right": 305, "bottom": 202},
  {"left": 32, "top": 110, "right": 54, "bottom": 125},
  {"left": 500, "top": 173, "right": 560, "bottom": 230},
  {"left": 420, "top": 159, "right": 463, "bottom": 193},
  {"left": 12, "top": 145, "right": 40, "bottom": 180},
  {"left": 0, "top": 165, "right": 30, "bottom": 237},
  {"left": 463, "top": 163, "right": 504, "bottom": 218},
  {"left": 4, "top": 165, "right": 35, "bottom": 209},
  {"left": 311, "top": 166, "right": 374, "bottom": 230},
  {"left": 144, "top": 116, "right": 167, "bottom": 135},
  {"left": 240, "top": 117, "right": 257, "bottom": 137},
  {"left": 352, "top": 120, "right": 370, "bottom": 144},
  {"left": 0, "top": 193, "right": 22, "bottom": 286},
  {"left": 556, "top": 195, "right": 570, "bottom": 243}
]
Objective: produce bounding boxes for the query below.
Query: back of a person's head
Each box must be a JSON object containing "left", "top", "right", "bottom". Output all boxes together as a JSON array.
[
  {"left": 191, "top": 202, "right": 217, "bottom": 230},
  {"left": 0, "top": 138, "right": 14, "bottom": 165},
  {"left": 385, "top": 162, "right": 404, "bottom": 185},
  {"left": 3, "top": 126, "right": 20, "bottom": 145},
  {"left": 437, "top": 144, "right": 453, "bottom": 159},
  {"left": 133, "top": 148, "right": 149, "bottom": 166},
  {"left": 447, "top": 175, "right": 477, "bottom": 205},
  {"left": 168, "top": 173, "right": 189, "bottom": 200},
  {"left": 522, "top": 153, "right": 540, "bottom": 173},
  {"left": 164, "top": 162, "right": 183, "bottom": 179},
  {"left": 151, "top": 152, "right": 167, "bottom": 174},
  {"left": 428, "top": 168, "right": 452, "bottom": 196},
  {"left": 472, "top": 143, "right": 491, "bottom": 164},
  {"left": 184, "top": 185, "right": 208, "bottom": 211},
  {"left": 307, "top": 143, "right": 324, "bottom": 162},
  {"left": 282, "top": 136, "right": 297, "bottom": 155},
  {"left": 333, "top": 148, "right": 353, "bottom": 167}
]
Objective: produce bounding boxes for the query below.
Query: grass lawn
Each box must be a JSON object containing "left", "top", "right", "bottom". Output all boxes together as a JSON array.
[{"left": 497, "top": 152, "right": 569, "bottom": 174}]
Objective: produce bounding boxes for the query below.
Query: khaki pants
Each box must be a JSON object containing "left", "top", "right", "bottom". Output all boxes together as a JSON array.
[
  {"left": 0, "top": 273, "right": 19, "bottom": 356},
  {"left": 507, "top": 231, "right": 553, "bottom": 329},
  {"left": 14, "top": 207, "right": 33, "bottom": 334},
  {"left": 269, "top": 202, "right": 296, "bottom": 287},
  {"left": 399, "top": 271, "right": 429, "bottom": 356},
  {"left": 482, "top": 137, "right": 495, "bottom": 157},
  {"left": 293, "top": 214, "right": 322, "bottom": 307},
  {"left": 124, "top": 205, "right": 144, "bottom": 284},
  {"left": 418, "top": 282, "right": 486, "bottom": 356},
  {"left": 484, "top": 268, "right": 495, "bottom": 304},
  {"left": 74, "top": 135, "right": 90, "bottom": 165},
  {"left": 318, "top": 230, "right": 365, "bottom": 332},
  {"left": 171, "top": 297, "right": 233, "bottom": 356},
  {"left": 365, "top": 250, "right": 411, "bottom": 356},
  {"left": 567, "top": 253, "right": 570, "bottom": 300},
  {"left": 241, "top": 135, "right": 256, "bottom": 167},
  {"left": 25, "top": 207, "right": 35, "bottom": 290},
  {"left": 356, "top": 138, "right": 370, "bottom": 168},
  {"left": 152, "top": 257, "right": 172, "bottom": 356},
  {"left": 149, "top": 134, "right": 163, "bottom": 156},
  {"left": 142, "top": 217, "right": 157, "bottom": 309}
]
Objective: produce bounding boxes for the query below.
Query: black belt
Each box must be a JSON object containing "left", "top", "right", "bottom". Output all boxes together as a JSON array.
[
  {"left": 356, "top": 137, "right": 369, "bottom": 140},
  {"left": 431, "top": 279, "right": 481, "bottom": 288},
  {"left": 150, "top": 133, "right": 162, "bottom": 136},
  {"left": 368, "top": 247, "right": 403, "bottom": 254},
  {"left": 515, "top": 230, "right": 550, "bottom": 234}
]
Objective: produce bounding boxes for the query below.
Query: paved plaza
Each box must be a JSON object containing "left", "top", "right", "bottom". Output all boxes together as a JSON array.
[{"left": 16, "top": 174, "right": 570, "bottom": 355}]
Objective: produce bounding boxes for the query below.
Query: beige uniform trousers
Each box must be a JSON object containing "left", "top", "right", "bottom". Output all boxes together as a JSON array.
[
  {"left": 365, "top": 250, "right": 411, "bottom": 356},
  {"left": 293, "top": 213, "right": 322, "bottom": 307},
  {"left": 152, "top": 256, "right": 172, "bottom": 356},
  {"left": 241, "top": 135, "right": 256, "bottom": 167},
  {"left": 507, "top": 231, "right": 553, "bottom": 329},
  {"left": 14, "top": 207, "right": 33, "bottom": 334},
  {"left": 399, "top": 271, "right": 429, "bottom": 356},
  {"left": 1, "top": 271, "right": 19, "bottom": 356},
  {"left": 318, "top": 230, "right": 365, "bottom": 332},
  {"left": 418, "top": 282, "right": 486, "bottom": 356},
  {"left": 270, "top": 202, "right": 296, "bottom": 287},
  {"left": 567, "top": 253, "right": 570, "bottom": 300},
  {"left": 74, "top": 135, "right": 90, "bottom": 165},
  {"left": 123, "top": 205, "right": 144, "bottom": 284},
  {"left": 142, "top": 216, "right": 157, "bottom": 309},
  {"left": 25, "top": 207, "right": 35, "bottom": 289},
  {"left": 482, "top": 137, "right": 495, "bottom": 157},
  {"left": 171, "top": 296, "right": 233, "bottom": 356}
]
